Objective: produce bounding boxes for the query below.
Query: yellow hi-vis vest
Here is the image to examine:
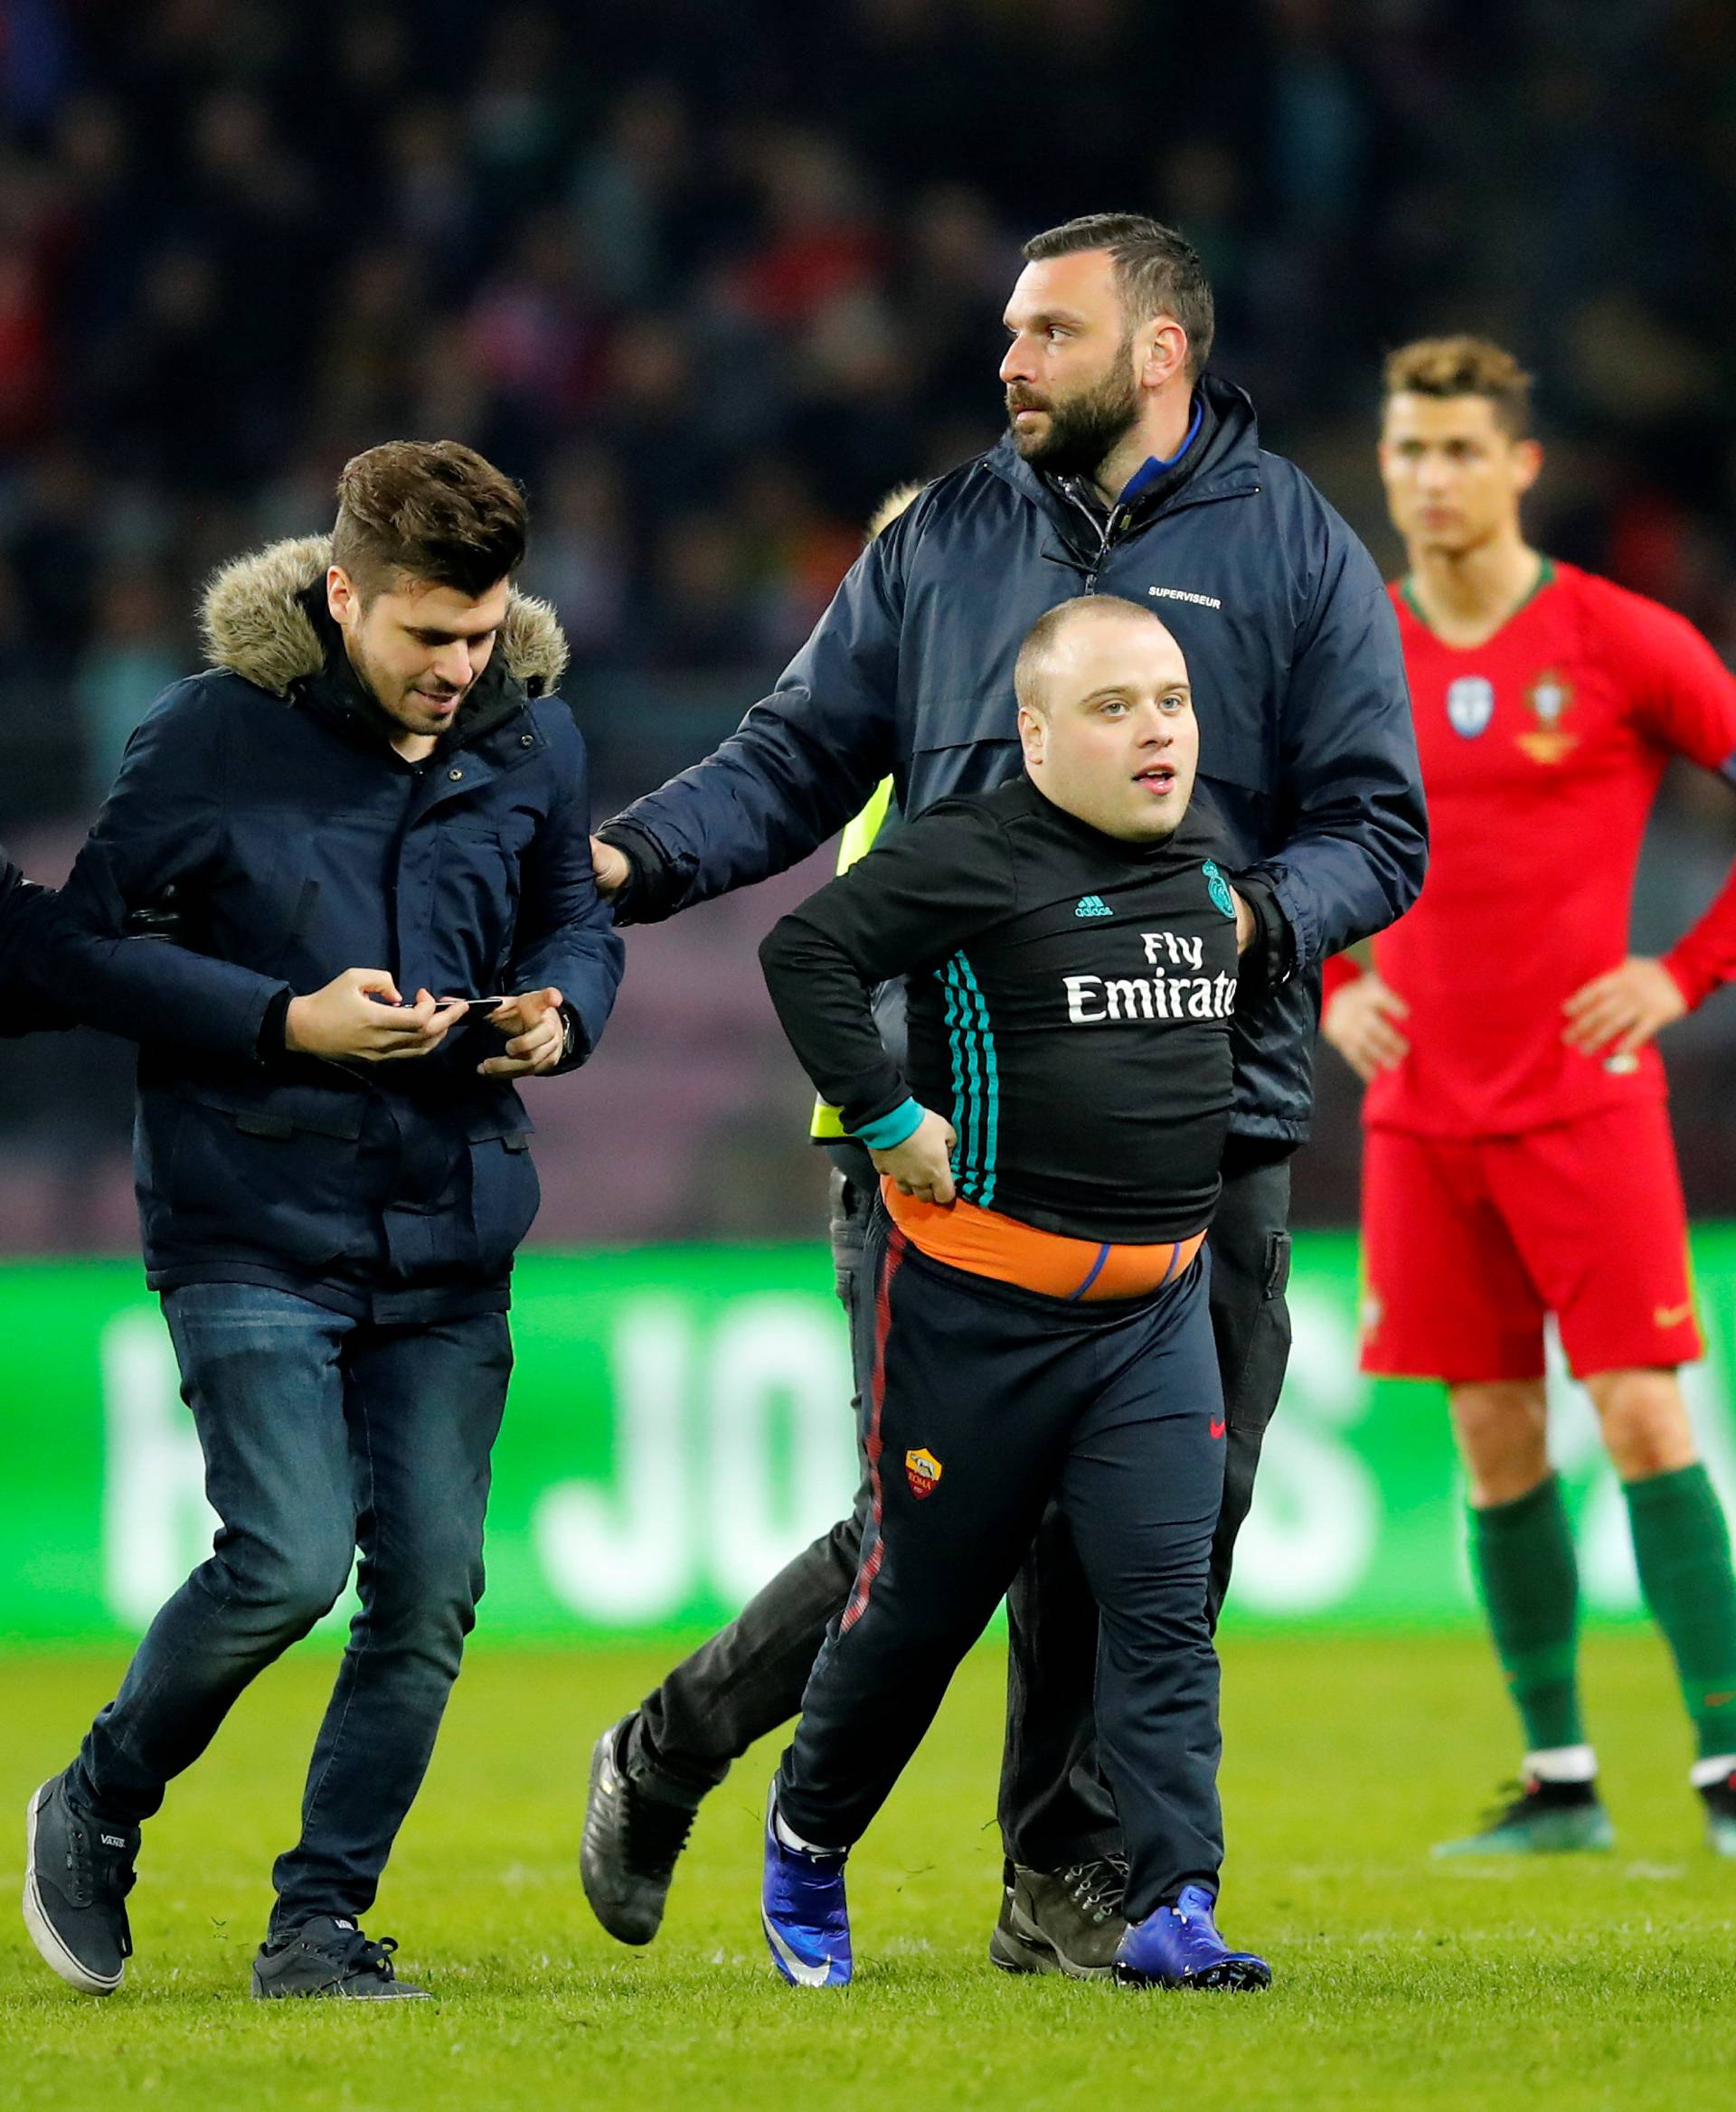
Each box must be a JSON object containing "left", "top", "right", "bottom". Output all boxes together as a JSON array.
[{"left": 808, "top": 775, "right": 894, "bottom": 1141}]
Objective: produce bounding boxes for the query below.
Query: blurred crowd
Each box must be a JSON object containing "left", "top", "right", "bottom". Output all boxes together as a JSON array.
[{"left": 2, "top": 0, "right": 1734, "bottom": 1240}]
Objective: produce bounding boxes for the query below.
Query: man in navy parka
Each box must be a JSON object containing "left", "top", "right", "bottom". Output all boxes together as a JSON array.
[{"left": 24, "top": 441, "right": 622, "bottom": 2002}]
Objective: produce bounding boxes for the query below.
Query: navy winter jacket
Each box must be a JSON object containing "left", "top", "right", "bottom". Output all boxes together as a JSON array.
[
  {"left": 602, "top": 375, "right": 1426, "bottom": 1142},
  {"left": 0, "top": 848, "right": 52, "bottom": 1038},
  {"left": 53, "top": 537, "right": 625, "bottom": 1321}
]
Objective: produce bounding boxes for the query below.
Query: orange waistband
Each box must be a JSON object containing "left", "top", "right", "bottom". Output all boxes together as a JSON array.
[{"left": 882, "top": 1178, "right": 1204, "bottom": 1303}]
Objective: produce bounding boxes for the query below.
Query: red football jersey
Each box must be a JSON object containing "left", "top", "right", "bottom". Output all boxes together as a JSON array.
[{"left": 1358, "top": 558, "right": 1736, "bottom": 1136}]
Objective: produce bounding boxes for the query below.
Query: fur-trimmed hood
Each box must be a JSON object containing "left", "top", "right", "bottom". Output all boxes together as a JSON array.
[{"left": 199, "top": 534, "right": 569, "bottom": 699}]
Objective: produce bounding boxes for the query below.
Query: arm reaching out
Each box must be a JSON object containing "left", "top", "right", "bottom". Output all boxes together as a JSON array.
[{"left": 598, "top": 508, "right": 915, "bottom": 924}]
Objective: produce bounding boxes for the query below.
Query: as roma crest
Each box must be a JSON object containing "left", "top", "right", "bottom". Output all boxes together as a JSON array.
[
  {"left": 1515, "top": 667, "right": 1576, "bottom": 764},
  {"left": 904, "top": 1447, "right": 943, "bottom": 1501}
]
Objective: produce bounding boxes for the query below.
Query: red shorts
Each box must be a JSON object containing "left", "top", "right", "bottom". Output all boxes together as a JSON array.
[{"left": 1360, "top": 1101, "right": 1703, "bottom": 1382}]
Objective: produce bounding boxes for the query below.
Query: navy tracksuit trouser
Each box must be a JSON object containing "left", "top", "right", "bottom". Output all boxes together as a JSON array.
[{"left": 776, "top": 1210, "right": 1227, "bottom": 1922}]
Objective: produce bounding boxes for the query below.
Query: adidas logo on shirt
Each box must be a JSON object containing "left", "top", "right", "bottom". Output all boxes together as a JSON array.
[{"left": 1074, "top": 895, "right": 1112, "bottom": 919}]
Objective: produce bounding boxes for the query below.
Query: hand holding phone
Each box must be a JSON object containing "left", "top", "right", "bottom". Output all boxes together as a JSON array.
[
  {"left": 477, "top": 985, "right": 569, "bottom": 1078},
  {"left": 290, "top": 972, "right": 468, "bottom": 1061}
]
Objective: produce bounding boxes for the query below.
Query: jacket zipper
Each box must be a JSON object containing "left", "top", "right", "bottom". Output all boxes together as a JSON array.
[
  {"left": 1058, "top": 479, "right": 1261, "bottom": 592},
  {"left": 1061, "top": 487, "right": 1119, "bottom": 592}
]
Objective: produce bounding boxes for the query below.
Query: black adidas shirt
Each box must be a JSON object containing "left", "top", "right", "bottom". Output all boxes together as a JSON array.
[{"left": 759, "top": 777, "right": 1239, "bottom": 1242}]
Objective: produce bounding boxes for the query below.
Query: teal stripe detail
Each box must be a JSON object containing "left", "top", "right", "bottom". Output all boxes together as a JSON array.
[
  {"left": 952, "top": 953, "right": 999, "bottom": 1206},
  {"left": 941, "top": 967, "right": 967, "bottom": 1178},
  {"left": 942, "top": 958, "right": 976, "bottom": 1196},
  {"left": 953, "top": 959, "right": 984, "bottom": 1187}
]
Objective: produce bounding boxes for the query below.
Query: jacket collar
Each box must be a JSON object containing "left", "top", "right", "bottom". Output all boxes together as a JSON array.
[
  {"left": 986, "top": 371, "right": 1264, "bottom": 529},
  {"left": 198, "top": 533, "right": 569, "bottom": 705}
]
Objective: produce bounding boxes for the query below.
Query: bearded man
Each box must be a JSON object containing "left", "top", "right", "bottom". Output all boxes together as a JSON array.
[{"left": 581, "top": 212, "right": 1428, "bottom": 1976}]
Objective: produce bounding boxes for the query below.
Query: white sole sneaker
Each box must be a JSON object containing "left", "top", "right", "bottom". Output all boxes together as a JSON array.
[{"left": 22, "top": 1784, "right": 124, "bottom": 1995}]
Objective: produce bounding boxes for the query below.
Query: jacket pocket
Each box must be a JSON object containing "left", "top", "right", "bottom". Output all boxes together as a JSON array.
[
  {"left": 159, "top": 1083, "right": 369, "bottom": 1272},
  {"left": 1195, "top": 723, "right": 1272, "bottom": 797},
  {"left": 909, "top": 686, "right": 1023, "bottom": 760},
  {"left": 907, "top": 697, "right": 1022, "bottom": 809},
  {"left": 1261, "top": 1230, "right": 1293, "bottom": 1303},
  {"left": 465, "top": 1108, "right": 540, "bottom": 1276}
]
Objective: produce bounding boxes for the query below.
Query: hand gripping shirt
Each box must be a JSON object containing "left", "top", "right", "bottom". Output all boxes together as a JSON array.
[{"left": 759, "top": 777, "right": 1240, "bottom": 1244}]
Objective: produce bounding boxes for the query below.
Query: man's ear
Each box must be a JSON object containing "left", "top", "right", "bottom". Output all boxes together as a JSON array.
[
  {"left": 1514, "top": 438, "right": 1543, "bottom": 498},
  {"left": 327, "top": 564, "right": 357, "bottom": 627},
  {"left": 1139, "top": 317, "right": 1188, "bottom": 392},
  {"left": 1017, "top": 702, "right": 1045, "bottom": 768}
]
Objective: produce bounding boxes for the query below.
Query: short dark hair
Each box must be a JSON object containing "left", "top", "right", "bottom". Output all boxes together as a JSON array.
[
  {"left": 332, "top": 439, "right": 529, "bottom": 602},
  {"left": 1023, "top": 212, "right": 1214, "bottom": 377},
  {"left": 1014, "top": 593, "right": 1173, "bottom": 714},
  {"left": 1382, "top": 335, "right": 1534, "bottom": 439}
]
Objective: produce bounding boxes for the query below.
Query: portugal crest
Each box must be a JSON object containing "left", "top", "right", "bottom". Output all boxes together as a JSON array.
[
  {"left": 904, "top": 1447, "right": 943, "bottom": 1501},
  {"left": 1516, "top": 667, "right": 1576, "bottom": 764},
  {"left": 1445, "top": 675, "right": 1495, "bottom": 739}
]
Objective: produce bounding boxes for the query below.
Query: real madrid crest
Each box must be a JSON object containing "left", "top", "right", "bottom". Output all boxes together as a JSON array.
[
  {"left": 1516, "top": 666, "right": 1576, "bottom": 764},
  {"left": 1445, "top": 674, "right": 1494, "bottom": 739}
]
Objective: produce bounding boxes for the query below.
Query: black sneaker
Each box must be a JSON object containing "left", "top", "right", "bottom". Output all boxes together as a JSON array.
[
  {"left": 580, "top": 1713, "right": 703, "bottom": 1946},
  {"left": 22, "top": 1770, "right": 138, "bottom": 1995},
  {"left": 251, "top": 1915, "right": 430, "bottom": 2000},
  {"left": 1432, "top": 1776, "right": 1615, "bottom": 1857},
  {"left": 988, "top": 1856, "right": 1128, "bottom": 1979}
]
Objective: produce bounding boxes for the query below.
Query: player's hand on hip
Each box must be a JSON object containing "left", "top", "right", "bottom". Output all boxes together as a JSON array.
[
  {"left": 1561, "top": 956, "right": 1686, "bottom": 1058},
  {"left": 285, "top": 970, "right": 468, "bottom": 1063},
  {"left": 477, "top": 985, "right": 567, "bottom": 1077},
  {"left": 1322, "top": 971, "right": 1410, "bottom": 1084},
  {"left": 871, "top": 1110, "right": 958, "bottom": 1206},
  {"left": 590, "top": 837, "right": 631, "bottom": 898}
]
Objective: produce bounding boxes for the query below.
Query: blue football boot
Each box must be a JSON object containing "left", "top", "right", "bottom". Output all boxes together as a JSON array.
[
  {"left": 1114, "top": 1884, "right": 1271, "bottom": 1991},
  {"left": 760, "top": 1782, "right": 852, "bottom": 1987}
]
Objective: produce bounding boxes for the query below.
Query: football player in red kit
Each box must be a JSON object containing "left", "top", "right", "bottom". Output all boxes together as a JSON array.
[{"left": 1324, "top": 336, "right": 1736, "bottom": 1855}]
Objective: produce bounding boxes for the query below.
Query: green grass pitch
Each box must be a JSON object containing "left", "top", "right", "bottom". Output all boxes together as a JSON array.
[{"left": 3, "top": 1630, "right": 1734, "bottom": 2110}]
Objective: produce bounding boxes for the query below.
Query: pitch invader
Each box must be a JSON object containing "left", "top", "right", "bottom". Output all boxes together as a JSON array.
[
  {"left": 1324, "top": 336, "right": 1736, "bottom": 1854},
  {"left": 757, "top": 596, "right": 1269, "bottom": 1991}
]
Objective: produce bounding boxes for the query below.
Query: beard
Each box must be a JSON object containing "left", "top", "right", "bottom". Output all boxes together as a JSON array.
[
  {"left": 345, "top": 632, "right": 467, "bottom": 733},
  {"left": 1006, "top": 352, "right": 1142, "bottom": 480}
]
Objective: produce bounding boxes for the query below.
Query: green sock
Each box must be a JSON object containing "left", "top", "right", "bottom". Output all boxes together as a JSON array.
[
  {"left": 1469, "top": 1475, "right": 1585, "bottom": 1754},
  {"left": 1624, "top": 1463, "right": 1736, "bottom": 1761}
]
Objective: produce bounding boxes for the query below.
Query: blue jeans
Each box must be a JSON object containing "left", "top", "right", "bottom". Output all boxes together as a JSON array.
[{"left": 71, "top": 1284, "right": 511, "bottom": 1936}]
